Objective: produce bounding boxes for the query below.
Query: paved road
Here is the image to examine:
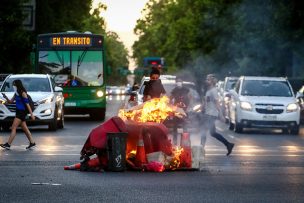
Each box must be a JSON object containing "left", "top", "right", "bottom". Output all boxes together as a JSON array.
[{"left": 0, "top": 95, "right": 304, "bottom": 202}]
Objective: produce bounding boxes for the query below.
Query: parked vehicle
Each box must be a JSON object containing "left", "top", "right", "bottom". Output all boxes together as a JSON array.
[
  {"left": 0, "top": 74, "right": 64, "bottom": 131},
  {"left": 227, "top": 76, "right": 300, "bottom": 134},
  {"left": 106, "top": 86, "right": 123, "bottom": 95},
  {"left": 0, "top": 74, "right": 9, "bottom": 87},
  {"left": 136, "top": 75, "right": 176, "bottom": 105},
  {"left": 218, "top": 77, "right": 238, "bottom": 123}
]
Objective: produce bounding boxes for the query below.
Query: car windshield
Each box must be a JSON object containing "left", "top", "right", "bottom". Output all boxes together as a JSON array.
[
  {"left": 241, "top": 80, "right": 293, "bottom": 97},
  {"left": 1, "top": 77, "right": 51, "bottom": 92},
  {"left": 225, "top": 79, "right": 237, "bottom": 91}
]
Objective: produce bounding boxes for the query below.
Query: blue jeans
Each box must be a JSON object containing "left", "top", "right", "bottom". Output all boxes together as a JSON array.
[{"left": 201, "top": 114, "right": 230, "bottom": 147}]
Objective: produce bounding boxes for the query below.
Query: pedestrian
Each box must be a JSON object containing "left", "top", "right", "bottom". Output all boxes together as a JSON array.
[
  {"left": 0, "top": 79, "right": 36, "bottom": 150},
  {"left": 170, "top": 77, "right": 191, "bottom": 111},
  {"left": 169, "top": 77, "right": 192, "bottom": 145},
  {"left": 143, "top": 68, "right": 166, "bottom": 102},
  {"left": 201, "top": 74, "right": 234, "bottom": 156}
]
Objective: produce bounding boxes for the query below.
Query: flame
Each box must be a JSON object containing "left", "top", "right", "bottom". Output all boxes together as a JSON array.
[
  {"left": 127, "top": 150, "right": 136, "bottom": 159},
  {"left": 165, "top": 146, "right": 184, "bottom": 170},
  {"left": 119, "top": 96, "right": 178, "bottom": 123}
]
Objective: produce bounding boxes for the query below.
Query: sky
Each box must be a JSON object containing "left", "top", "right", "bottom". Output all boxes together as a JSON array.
[{"left": 93, "top": 0, "right": 149, "bottom": 68}]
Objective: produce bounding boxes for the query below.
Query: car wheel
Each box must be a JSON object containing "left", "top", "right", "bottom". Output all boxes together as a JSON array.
[
  {"left": 1, "top": 124, "right": 10, "bottom": 132},
  {"left": 282, "top": 128, "right": 289, "bottom": 134},
  {"left": 228, "top": 121, "right": 234, "bottom": 130},
  {"left": 290, "top": 125, "right": 300, "bottom": 135},
  {"left": 48, "top": 107, "right": 58, "bottom": 131},
  {"left": 57, "top": 108, "right": 64, "bottom": 129},
  {"left": 234, "top": 122, "right": 243, "bottom": 133}
]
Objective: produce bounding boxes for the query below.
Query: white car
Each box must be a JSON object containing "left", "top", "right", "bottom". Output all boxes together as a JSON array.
[
  {"left": 136, "top": 75, "right": 177, "bottom": 104},
  {"left": 0, "top": 74, "right": 64, "bottom": 131},
  {"left": 228, "top": 76, "right": 300, "bottom": 134}
]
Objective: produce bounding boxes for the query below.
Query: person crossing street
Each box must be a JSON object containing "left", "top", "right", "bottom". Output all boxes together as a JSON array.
[
  {"left": 0, "top": 79, "right": 36, "bottom": 150},
  {"left": 201, "top": 74, "right": 234, "bottom": 156}
]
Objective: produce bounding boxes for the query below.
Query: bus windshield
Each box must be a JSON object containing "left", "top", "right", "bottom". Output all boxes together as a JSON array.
[{"left": 38, "top": 50, "right": 104, "bottom": 87}]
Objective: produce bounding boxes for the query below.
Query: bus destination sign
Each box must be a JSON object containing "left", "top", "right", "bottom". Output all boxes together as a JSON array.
[{"left": 50, "top": 37, "right": 92, "bottom": 47}]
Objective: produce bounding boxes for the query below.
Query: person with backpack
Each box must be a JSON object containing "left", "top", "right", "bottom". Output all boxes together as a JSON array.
[{"left": 0, "top": 79, "right": 36, "bottom": 150}]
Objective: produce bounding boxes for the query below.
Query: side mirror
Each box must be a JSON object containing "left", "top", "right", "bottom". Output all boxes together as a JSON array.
[{"left": 54, "top": 86, "right": 63, "bottom": 92}]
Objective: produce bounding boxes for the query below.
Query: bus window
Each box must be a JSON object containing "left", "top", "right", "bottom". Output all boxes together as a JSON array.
[
  {"left": 71, "top": 51, "right": 103, "bottom": 86},
  {"left": 38, "top": 51, "right": 71, "bottom": 74}
]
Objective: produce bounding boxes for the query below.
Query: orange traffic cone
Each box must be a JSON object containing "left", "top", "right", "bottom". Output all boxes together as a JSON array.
[
  {"left": 135, "top": 131, "right": 147, "bottom": 168},
  {"left": 86, "top": 157, "right": 100, "bottom": 168},
  {"left": 180, "top": 132, "right": 192, "bottom": 168},
  {"left": 64, "top": 163, "right": 81, "bottom": 170},
  {"left": 80, "top": 157, "right": 102, "bottom": 171}
]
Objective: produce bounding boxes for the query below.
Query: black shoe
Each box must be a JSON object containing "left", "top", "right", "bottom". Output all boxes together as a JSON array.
[
  {"left": 0, "top": 143, "right": 10, "bottom": 150},
  {"left": 226, "top": 143, "right": 234, "bottom": 156},
  {"left": 26, "top": 142, "right": 36, "bottom": 150}
]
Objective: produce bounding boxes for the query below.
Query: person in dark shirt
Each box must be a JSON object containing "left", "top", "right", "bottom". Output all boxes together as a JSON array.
[
  {"left": 169, "top": 78, "right": 191, "bottom": 145},
  {"left": 143, "top": 68, "right": 166, "bottom": 102},
  {"left": 0, "top": 79, "right": 36, "bottom": 150},
  {"left": 170, "top": 78, "right": 190, "bottom": 111}
]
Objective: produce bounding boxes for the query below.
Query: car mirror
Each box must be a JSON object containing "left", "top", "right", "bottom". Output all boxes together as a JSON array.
[
  {"left": 296, "top": 92, "right": 304, "bottom": 99},
  {"left": 54, "top": 86, "right": 63, "bottom": 92}
]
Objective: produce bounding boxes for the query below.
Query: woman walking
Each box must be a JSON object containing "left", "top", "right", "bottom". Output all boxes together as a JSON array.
[{"left": 0, "top": 79, "right": 36, "bottom": 150}]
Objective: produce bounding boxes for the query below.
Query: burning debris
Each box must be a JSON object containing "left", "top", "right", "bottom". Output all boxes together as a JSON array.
[
  {"left": 64, "top": 97, "right": 203, "bottom": 173},
  {"left": 118, "top": 96, "right": 186, "bottom": 123}
]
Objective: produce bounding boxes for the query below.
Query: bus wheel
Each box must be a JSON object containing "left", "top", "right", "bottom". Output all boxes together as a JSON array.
[{"left": 90, "top": 109, "right": 105, "bottom": 121}]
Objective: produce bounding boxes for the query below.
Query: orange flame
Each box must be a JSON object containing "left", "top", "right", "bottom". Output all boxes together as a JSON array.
[
  {"left": 165, "top": 146, "right": 184, "bottom": 170},
  {"left": 119, "top": 96, "right": 177, "bottom": 123}
]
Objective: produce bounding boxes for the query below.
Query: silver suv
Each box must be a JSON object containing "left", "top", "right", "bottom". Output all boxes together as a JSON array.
[
  {"left": 0, "top": 74, "right": 64, "bottom": 131},
  {"left": 228, "top": 76, "right": 300, "bottom": 134}
]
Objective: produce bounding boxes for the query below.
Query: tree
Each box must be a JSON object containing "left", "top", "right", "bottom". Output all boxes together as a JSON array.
[
  {"left": 0, "top": 0, "right": 32, "bottom": 73},
  {"left": 132, "top": 0, "right": 304, "bottom": 79}
]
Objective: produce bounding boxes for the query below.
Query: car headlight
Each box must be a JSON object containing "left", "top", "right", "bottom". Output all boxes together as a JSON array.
[
  {"left": 240, "top": 101, "right": 252, "bottom": 111},
  {"left": 39, "top": 96, "right": 54, "bottom": 104},
  {"left": 96, "top": 90, "right": 104, "bottom": 97},
  {"left": 286, "top": 103, "right": 298, "bottom": 113},
  {"left": 0, "top": 98, "right": 5, "bottom": 104},
  {"left": 224, "top": 96, "right": 230, "bottom": 103}
]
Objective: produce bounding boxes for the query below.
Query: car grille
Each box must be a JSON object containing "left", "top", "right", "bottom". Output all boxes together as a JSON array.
[
  {"left": 256, "top": 108, "right": 284, "bottom": 114},
  {"left": 255, "top": 103, "right": 284, "bottom": 114},
  {"left": 5, "top": 102, "right": 38, "bottom": 112}
]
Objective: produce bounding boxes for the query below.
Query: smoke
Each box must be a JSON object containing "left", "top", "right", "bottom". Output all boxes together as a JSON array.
[{"left": 177, "top": 0, "right": 304, "bottom": 87}]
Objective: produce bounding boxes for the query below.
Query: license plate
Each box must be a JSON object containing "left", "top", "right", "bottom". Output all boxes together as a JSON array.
[
  {"left": 65, "top": 102, "right": 76, "bottom": 107},
  {"left": 263, "top": 115, "right": 277, "bottom": 121}
]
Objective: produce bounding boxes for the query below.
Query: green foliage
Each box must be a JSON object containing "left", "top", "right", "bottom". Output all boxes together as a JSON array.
[
  {"left": 0, "top": 0, "right": 32, "bottom": 73},
  {"left": 132, "top": 0, "right": 304, "bottom": 78}
]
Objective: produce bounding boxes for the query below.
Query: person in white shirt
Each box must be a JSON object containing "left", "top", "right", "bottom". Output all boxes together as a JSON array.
[{"left": 202, "top": 74, "right": 234, "bottom": 156}]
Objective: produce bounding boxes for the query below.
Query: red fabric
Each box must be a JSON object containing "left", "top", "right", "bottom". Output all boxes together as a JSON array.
[
  {"left": 125, "top": 121, "right": 172, "bottom": 156},
  {"left": 145, "top": 161, "right": 165, "bottom": 172},
  {"left": 81, "top": 116, "right": 126, "bottom": 155}
]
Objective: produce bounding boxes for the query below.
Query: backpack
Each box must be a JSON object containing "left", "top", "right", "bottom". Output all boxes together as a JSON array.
[{"left": 20, "top": 93, "right": 35, "bottom": 113}]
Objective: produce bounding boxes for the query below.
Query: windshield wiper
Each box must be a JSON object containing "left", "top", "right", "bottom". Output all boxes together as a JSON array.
[
  {"left": 77, "top": 50, "right": 87, "bottom": 75},
  {"left": 54, "top": 50, "right": 65, "bottom": 69}
]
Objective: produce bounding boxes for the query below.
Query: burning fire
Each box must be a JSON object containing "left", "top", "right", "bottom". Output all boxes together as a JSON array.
[
  {"left": 165, "top": 146, "right": 184, "bottom": 170},
  {"left": 119, "top": 96, "right": 184, "bottom": 123}
]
